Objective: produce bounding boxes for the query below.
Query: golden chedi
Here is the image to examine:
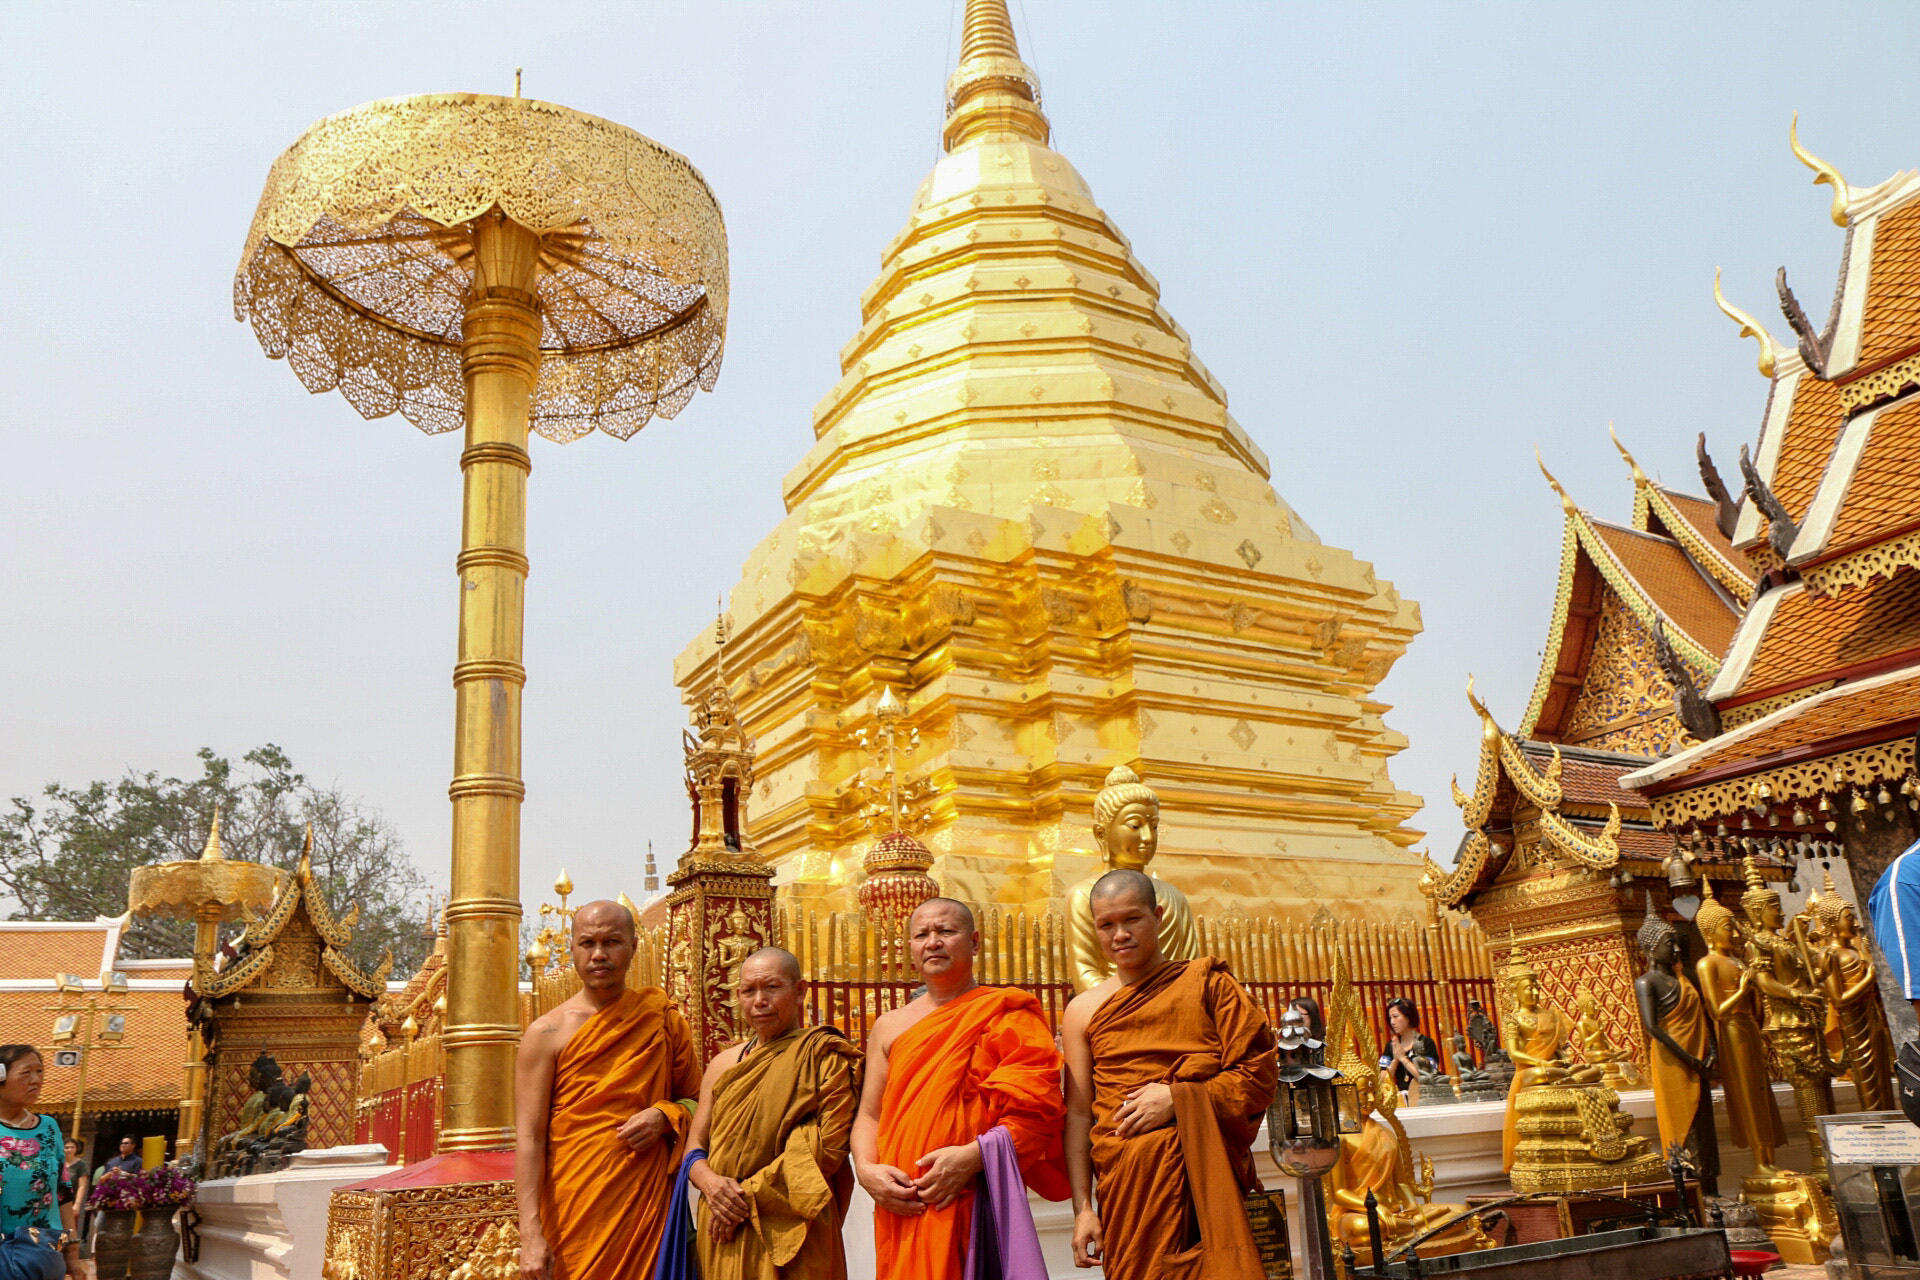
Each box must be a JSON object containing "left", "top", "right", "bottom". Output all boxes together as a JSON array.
[
  {"left": 1065, "top": 766, "right": 1198, "bottom": 992},
  {"left": 673, "top": 0, "right": 1426, "bottom": 922},
  {"left": 1499, "top": 955, "right": 1664, "bottom": 1193},
  {"left": 1811, "top": 874, "right": 1895, "bottom": 1112}
]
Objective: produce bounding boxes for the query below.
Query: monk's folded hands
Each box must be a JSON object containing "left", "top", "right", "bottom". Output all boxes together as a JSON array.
[
  {"left": 912, "top": 1139, "right": 985, "bottom": 1209},
  {"left": 1110, "top": 1082, "right": 1173, "bottom": 1138},
  {"left": 860, "top": 1161, "right": 926, "bottom": 1217},
  {"left": 616, "top": 1106, "right": 671, "bottom": 1153},
  {"left": 689, "top": 1158, "right": 750, "bottom": 1240}
]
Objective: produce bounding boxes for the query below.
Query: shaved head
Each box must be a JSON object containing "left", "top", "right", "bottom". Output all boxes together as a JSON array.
[
  {"left": 573, "top": 899, "right": 636, "bottom": 942},
  {"left": 911, "top": 897, "right": 976, "bottom": 933},
  {"left": 742, "top": 947, "right": 801, "bottom": 983},
  {"left": 1090, "top": 868, "right": 1157, "bottom": 909}
]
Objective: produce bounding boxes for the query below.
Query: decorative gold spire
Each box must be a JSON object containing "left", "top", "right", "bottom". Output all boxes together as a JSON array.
[
  {"left": 1790, "top": 111, "right": 1850, "bottom": 228},
  {"left": 944, "top": 0, "right": 1048, "bottom": 151},
  {"left": 1609, "top": 423, "right": 1649, "bottom": 487},
  {"left": 199, "top": 806, "right": 226, "bottom": 862},
  {"left": 297, "top": 823, "right": 314, "bottom": 877},
  {"left": 644, "top": 840, "right": 659, "bottom": 894},
  {"left": 1714, "top": 267, "right": 1780, "bottom": 377},
  {"left": 1536, "top": 451, "right": 1578, "bottom": 516}
]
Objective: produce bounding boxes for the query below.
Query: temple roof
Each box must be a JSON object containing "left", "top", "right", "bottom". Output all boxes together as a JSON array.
[
  {"left": 197, "top": 830, "right": 388, "bottom": 1001},
  {"left": 1712, "top": 572, "right": 1920, "bottom": 705}
]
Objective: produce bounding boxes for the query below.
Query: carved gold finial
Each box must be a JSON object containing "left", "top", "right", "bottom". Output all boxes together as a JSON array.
[
  {"left": 1465, "top": 673, "right": 1500, "bottom": 740},
  {"left": 1609, "top": 423, "right": 1648, "bottom": 487},
  {"left": 200, "top": 806, "right": 226, "bottom": 862},
  {"left": 851, "top": 687, "right": 934, "bottom": 835},
  {"left": 553, "top": 868, "right": 573, "bottom": 899},
  {"left": 514, "top": 67, "right": 523, "bottom": 99},
  {"left": 1536, "top": 451, "right": 1578, "bottom": 515},
  {"left": 1791, "top": 111, "right": 1850, "bottom": 228},
  {"left": 944, "top": 0, "right": 1049, "bottom": 151},
  {"left": 1714, "top": 267, "right": 1779, "bottom": 378},
  {"left": 297, "top": 824, "right": 314, "bottom": 877}
]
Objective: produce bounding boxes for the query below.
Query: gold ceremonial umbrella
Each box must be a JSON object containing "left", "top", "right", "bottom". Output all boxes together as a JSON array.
[
  {"left": 233, "top": 91, "right": 728, "bottom": 1152},
  {"left": 126, "top": 810, "right": 282, "bottom": 1152}
]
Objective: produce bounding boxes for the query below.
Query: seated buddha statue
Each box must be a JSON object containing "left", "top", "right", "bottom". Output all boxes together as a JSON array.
[
  {"left": 1330, "top": 1068, "right": 1493, "bottom": 1265},
  {"left": 1573, "top": 986, "right": 1637, "bottom": 1088},
  {"left": 1065, "top": 766, "right": 1199, "bottom": 993},
  {"left": 1500, "top": 956, "right": 1664, "bottom": 1192}
]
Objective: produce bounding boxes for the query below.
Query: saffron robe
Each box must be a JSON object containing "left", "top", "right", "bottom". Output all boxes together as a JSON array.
[
  {"left": 874, "top": 986, "right": 1070, "bottom": 1280},
  {"left": 1649, "top": 974, "right": 1712, "bottom": 1155},
  {"left": 697, "top": 1026, "right": 864, "bottom": 1280},
  {"left": 1086, "top": 958, "right": 1278, "bottom": 1280},
  {"left": 543, "top": 987, "right": 701, "bottom": 1280}
]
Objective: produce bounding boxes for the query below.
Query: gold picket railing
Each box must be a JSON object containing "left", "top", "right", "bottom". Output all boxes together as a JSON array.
[{"left": 527, "top": 926, "right": 668, "bottom": 1020}]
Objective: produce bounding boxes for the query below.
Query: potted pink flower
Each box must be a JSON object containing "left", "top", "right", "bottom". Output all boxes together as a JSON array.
[
  {"left": 128, "top": 1166, "right": 195, "bottom": 1280},
  {"left": 87, "top": 1169, "right": 142, "bottom": 1275}
]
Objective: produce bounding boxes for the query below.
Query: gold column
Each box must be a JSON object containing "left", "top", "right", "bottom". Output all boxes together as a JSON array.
[
  {"left": 176, "top": 902, "right": 222, "bottom": 1147},
  {"left": 441, "top": 212, "right": 541, "bottom": 1152}
]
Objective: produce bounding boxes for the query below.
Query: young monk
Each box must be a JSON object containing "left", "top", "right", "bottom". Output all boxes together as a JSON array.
[
  {"left": 1064, "top": 869, "right": 1278, "bottom": 1279},
  {"left": 851, "top": 897, "right": 1069, "bottom": 1279},
  {"left": 685, "top": 947, "right": 863, "bottom": 1280},
  {"left": 514, "top": 900, "right": 701, "bottom": 1280}
]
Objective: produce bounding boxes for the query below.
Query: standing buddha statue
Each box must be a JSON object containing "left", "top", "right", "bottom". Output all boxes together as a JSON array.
[
  {"left": 1065, "top": 765, "right": 1199, "bottom": 993},
  {"left": 1739, "top": 856, "right": 1837, "bottom": 1178},
  {"left": 1812, "top": 874, "right": 1896, "bottom": 1111},
  {"left": 1633, "top": 897, "right": 1717, "bottom": 1189}
]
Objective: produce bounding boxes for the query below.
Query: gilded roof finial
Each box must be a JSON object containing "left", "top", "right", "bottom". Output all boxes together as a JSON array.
[
  {"left": 1713, "top": 267, "right": 1779, "bottom": 378},
  {"left": 1535, "top": 451, "right": 1578, "bottom": 516},
  {"left": 1465, "top": 674, "right": 1500, "bottom": 740},
  {"left": 943, "top": 0, "right": 1049, "bottom": 152},
  {"left": 1609, "top": 423, "right": 1649, "bottom": 487},
  {"left": 297, "top": 823, "right": 314, "bottom": 878},
  {"left": 1790, "top": 111, "right": 1850, "bottom": 228},
  {"left": 200, "top": 806, "right": 227, "bottom": 862},
  {"left": 644, "top": 840, "right": 659, "bottom": 894}
]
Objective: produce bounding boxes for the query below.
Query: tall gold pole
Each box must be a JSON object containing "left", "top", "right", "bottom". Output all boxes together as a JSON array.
[
  {"left": 176, "top": 903, "right": 221, "bottom": 1148},
  {"left": 441, "top": 211, "right": 541, "bottom": 1151}
]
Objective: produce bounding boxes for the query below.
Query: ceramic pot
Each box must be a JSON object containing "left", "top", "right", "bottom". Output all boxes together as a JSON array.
[
  {"left": 91, "top": 1209, "right": 135, "bottom": 1278},
  {"left": 127, "top": 1210, "right": 179, "bottom": 1280}
]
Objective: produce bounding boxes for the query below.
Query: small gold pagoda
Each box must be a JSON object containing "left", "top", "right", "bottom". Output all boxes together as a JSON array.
[{"left": 675, "top": 0, "right": 1425, "bottom": 921}]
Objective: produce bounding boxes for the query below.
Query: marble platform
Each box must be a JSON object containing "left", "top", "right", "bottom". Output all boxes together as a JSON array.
[{"left": 173, "top": 1145, "right": 389, "bottom": 1280}]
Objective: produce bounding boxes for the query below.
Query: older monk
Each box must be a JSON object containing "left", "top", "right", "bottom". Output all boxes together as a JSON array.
[
  {"left": 514, "top": 900, "right": 701, "bottom": 1280},
  {"left": 851, "top": 897, "right": 1069, "bottom": 1279},
  {"left": 684, "top": 947, "right": 863, "bottom": 1280},
  {"left": 1063, "top": 869, "right": 1278, "bottom": 1279}
]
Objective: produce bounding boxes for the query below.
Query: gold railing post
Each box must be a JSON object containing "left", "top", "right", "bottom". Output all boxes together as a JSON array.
[{"left": 441, "top": 212, "right": 541, "bottom": 1153}]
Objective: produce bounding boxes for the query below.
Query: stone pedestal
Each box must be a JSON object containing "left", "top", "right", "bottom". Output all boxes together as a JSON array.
[{"left": 179, "top": 1144, "right": 387, "bottom": 1280}]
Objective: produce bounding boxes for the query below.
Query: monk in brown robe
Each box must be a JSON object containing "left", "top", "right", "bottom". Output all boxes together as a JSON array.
[
  {"left": 687, "top": 947, "right": 862, "bottom": 1280},
  {"left": 1064, "top": 869, "right": 1278, "bottom": 1279},
  {"left": 851, "top": 898, "right": 1070, "bottom": 1280},
  {"left": 514, "top": 900, "right": 701, "bottom": 1280}
]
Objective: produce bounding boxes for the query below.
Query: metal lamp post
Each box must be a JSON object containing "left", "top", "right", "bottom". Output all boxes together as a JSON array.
[{"left": 1271, "top": 1007, "right": 1360, "bottom": 1280}]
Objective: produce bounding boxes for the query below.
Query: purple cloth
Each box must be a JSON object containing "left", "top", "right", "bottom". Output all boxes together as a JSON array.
[
  {"left": 964, "top": 1125, "right": 1049, "bottom": 1280},
  {"left": 651, "top": 1146, "right": 703, "bottom": 1280}
]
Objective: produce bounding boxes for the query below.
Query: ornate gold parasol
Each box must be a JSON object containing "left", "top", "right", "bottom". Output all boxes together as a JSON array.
[
  {"left": 126, "top": 809, "right": 281, "bottom": 1151},
  {"left": 234, "top": 90, "right": 728, "bottom": 1154}
]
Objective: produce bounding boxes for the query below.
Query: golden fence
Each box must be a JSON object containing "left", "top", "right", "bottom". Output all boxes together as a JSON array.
[{"left": 526, "top": 926, "right": 668, "bottom": 1021}]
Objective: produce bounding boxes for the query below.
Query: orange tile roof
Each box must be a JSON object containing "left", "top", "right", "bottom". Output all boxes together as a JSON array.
[
  {"left": 1616, "top": 827, "right": 1675, "bottom": 862},
  {"left": 1643, "top": 664, "right": 1920, "bottom": 785},
  {"left": 1656, "top": 488, "right": 1754, "bottom": 587},
  {"left": 0, "top": 929, "right": 109, "bottom": 983},
  {"left": 1861, "top": 196, "right": 1920, "bottom": 368},
  {"left": 1519, "top": 742, "right": 1650, "bottom": 810},
  {"left": 0, "top": 987, "right": 186, "bottom": 1112},
  {"left": 1824, "top": 393, "right": 1920, "bottom": 553},
  {"left": 1771, "top": 373, "right": 1846, "bottom": 522},
  {"left": 1591, "top": 523, "right": 1741, "bottom": 655},
  {"left": 1737, "top": 570, "right": 1920, "bottom": 697}
]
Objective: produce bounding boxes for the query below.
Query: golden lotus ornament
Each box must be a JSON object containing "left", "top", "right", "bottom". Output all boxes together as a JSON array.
[{"left": 234, "top": 89, "right": 728, "bottom": 1163}]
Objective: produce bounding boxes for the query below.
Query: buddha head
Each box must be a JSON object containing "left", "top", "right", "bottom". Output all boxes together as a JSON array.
[
  {"left": 1636, "top": 896, "right": 1681, "bottom": 970},
  {"left": 1504, "top": 955, "right": 1540, "bottom": 1009},
  {"left": 1696, "top": 895, "right": 1739, "bottom": 952},
  {"left": 1092, "top": 765, "right": 1160, "bottom": 872},
  {"left": 1740, "top": 855, "right": 1784, "bottom": 931},
  {"left": 1814, "top": 873, "right": 1859, "bottom": 943}
]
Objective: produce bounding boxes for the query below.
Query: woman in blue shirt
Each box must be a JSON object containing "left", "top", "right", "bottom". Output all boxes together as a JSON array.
[{"left": 0, "top": 1045, "right": 73, "bottom": 1275}]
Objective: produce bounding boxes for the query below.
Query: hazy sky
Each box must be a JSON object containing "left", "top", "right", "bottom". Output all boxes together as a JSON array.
[{"left": 5, "top": 2, "right": 1918, "bottom": 913}]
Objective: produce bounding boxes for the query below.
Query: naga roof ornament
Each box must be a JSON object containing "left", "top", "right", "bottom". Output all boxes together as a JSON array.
[
  {"left": 1714, "top": 267, "right": 1781, "bottom": 379},
  {"left": 1790, "top": 111, "right": 1851, "bottom": 228}
]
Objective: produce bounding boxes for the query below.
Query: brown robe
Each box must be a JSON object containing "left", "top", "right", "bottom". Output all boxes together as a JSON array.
[
  {"left": 1086, "top": 958, "right": 1279, "bottom": 1280},
  {"left": 696, "top": 1026, "right": 863, "bottom": 1280}
]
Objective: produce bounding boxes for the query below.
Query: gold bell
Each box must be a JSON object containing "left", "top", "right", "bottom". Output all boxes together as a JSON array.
[
  {"left": 1880, "top": 784, "right": 1895, "bottom": 807},
  {"left": 1852, "top": 790, "right": 1871, "bottom": 815},
  {"left": 1819, "top": 794, "right": 1832, "bottom": 813},
  {"left": 1792, "top": 803, "right": 1810, "bottom": 826}
]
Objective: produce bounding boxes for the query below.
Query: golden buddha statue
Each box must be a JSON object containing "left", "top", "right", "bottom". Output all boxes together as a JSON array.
[
  {"left": 1499, "top": 956, "right": 1663, "bottom": 1192},
  {"left": 1738, "top": 857, "right": 1836, "bottom": 1178},
  {"left": 1633, "top": 899, "right": 1715, "bottom": 1168},
  {"left": 1812, "top": 875, "right": 1895, "bottom": 1111},
  {"left": 1573, "top": 986, "right": 1637, "bottom": 1088},
  {"left": 1065, "top": 765, "right": 1198, "bottom": 992},
  {"left": 1328, "top": 1067, "right": 1493, "bottom": 1266}
]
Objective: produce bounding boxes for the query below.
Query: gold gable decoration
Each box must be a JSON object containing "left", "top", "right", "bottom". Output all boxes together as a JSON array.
[{"left": 198, "top": 828, "right": 391, "bottom": 1001}]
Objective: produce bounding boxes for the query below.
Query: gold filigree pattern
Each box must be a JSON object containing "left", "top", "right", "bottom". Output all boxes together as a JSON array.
[
  {"left": 1839, "top": 350, "right": 1920, "bottom": 413},
  {"left": 1801, "top": 528, "right": 1920, "bottom": 596},
  {"left": 1499, "top": 736, "right": 1564, "bottom": 810},
  {"left": 234, "top": 94, "right": 728, "bottom": 442},
  {"left": 1646, "top": 737, "right": 1916, "bottom": 826},
  {"left": 1560, "top": 594, "right": 1695, "bottom": 755}
]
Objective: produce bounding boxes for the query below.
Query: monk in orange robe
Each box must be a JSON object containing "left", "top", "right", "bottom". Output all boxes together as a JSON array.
[
  {"left": 851, "top": 898, "right": 1069, "bottom": 1279},
  {"left": 1064, "top": 869, "right": 1277, "bottom": 1280},
  {"left": 515, "top": 900, "right": 701, "bottom": 1280}
]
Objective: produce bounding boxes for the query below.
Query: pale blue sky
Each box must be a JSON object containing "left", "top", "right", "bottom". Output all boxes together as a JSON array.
[{"left": 3, "top": 2, "right": 1917, "bottom": 910}]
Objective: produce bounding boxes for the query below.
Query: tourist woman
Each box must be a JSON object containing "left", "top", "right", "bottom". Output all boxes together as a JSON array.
[
  {"left": 1380, "top": 997, "right": 1439, "bottom": 1102},
  {"left": 57, "top": 1138, "right": 84, "bottom": 1237},
  {"left": 0, "top": 1044, "right": 76, "bottom": 1275}
]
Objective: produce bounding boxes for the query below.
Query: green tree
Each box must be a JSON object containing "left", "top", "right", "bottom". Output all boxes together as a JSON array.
[{"left": 0, "top": 746, "right": 434, "bottom": 975}]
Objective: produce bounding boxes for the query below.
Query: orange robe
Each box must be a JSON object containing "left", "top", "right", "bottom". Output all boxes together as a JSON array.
[
  {"left": 543, "top": 987, "right": 701, "bottom": 1280},
  {"left": 1086, "top": 958, "right": 1278, "bottom": 1280},
  {"left": 875, "top": 986, "right": 1070, "bottom": 1279},
  {"left": 1649, "top": 975, "right": 1711, "bottom": 1156}
]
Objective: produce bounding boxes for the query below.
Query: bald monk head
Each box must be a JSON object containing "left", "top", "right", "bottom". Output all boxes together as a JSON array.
[
  {"left": 1089, "top": 868, "right": 1166, "bottom": 980},
  {"left": 570, "top": 899, "right": 636, "bottom": 992},
  {"left": 736, "top": 947, "right": 805, "bottom": 1043},
  {"left": 908, "top": 897, "right": 980, "bottom": 997}
]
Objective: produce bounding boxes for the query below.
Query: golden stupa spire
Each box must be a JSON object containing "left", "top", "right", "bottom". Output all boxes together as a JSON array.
[
  {"left": 944, "top": 0, "right": 1049, "bottom": 151},
  {"left": 199, "top": 806, "right": 227, "bottom": 862}
]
